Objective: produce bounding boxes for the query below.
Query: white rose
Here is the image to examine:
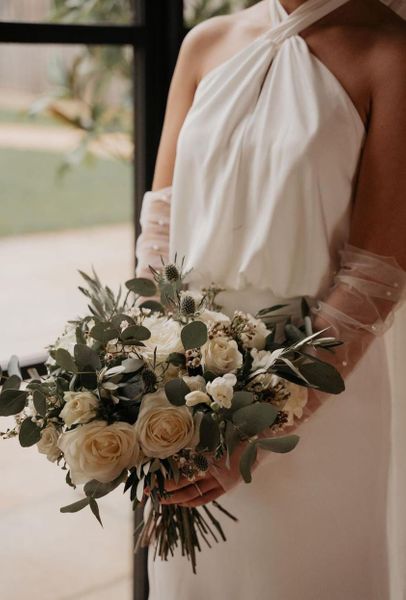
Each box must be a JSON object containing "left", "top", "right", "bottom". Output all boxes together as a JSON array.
[
  {"left": 281, "top": 382, "right": 309, "bottom": 426},
  {"left": 37, "top": 423, "right": 62, "bottom": 462},
  {"left": 206, "top": 373, "right": 237, "bottom": 409},
  {"left": 60, "top": 391, "right": 99, "bottom": 427},
  {"left": 201, "top": 336, "right": 243, "bottom": 375},
  {"left": 138, "top": 315, "right": 183, "bottom": 363},
  {"left": 197, "top": 308, "right": 231, "bottom": 325},
  {"left": 250, "top": 347, "right": 284, "bottom": 372},
  {"left": 135, "top": 389, "right": 198, "bottom": 459},
  {"left": 58, "top": 420, "right": 140, "bottom": 485},
  {"left": 240, "top": 313, "right": 269, "bottom": 350},
  {"left": 182, "top": 374, "right": 207, "bottom": 392},
  {"left": 185, "top": 390, "right": 211, "bottom": 407}
]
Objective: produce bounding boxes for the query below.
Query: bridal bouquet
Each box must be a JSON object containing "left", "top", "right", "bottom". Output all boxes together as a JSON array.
[{"left": 0, "top": 257, "right": 345, "bottom": 572}]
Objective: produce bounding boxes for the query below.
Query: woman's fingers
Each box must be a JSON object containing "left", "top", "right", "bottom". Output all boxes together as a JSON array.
[
  {"left": 180, "top": 485, "right": 224, "bottom": 508},
  {"left": 160, "top": 475, "right": 219, "bottom": 505},
  {"left": 163, "top": 473, "right": 206, "bottom": 493}
]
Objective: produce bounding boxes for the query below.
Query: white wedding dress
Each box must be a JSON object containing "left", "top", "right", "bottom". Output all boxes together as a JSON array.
[{"left": 146, "top": 0, "right": 406, "bottom": 598}]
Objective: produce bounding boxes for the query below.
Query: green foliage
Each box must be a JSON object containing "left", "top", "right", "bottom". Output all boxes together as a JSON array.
[
  {"left": 239, "top": 442, "right": 257, "bottom": 483},
  {"left": 232, "top": 403, "right": 279, "bottom": 437},
  {"left": 0, "top": 389, "right": 29, "bottom": 417},
  {"left": 196, "top": 413, "right": 221, "bottom": 452},
  {"left": 164, "top": 378, "right": 190, "bottom": 406},
  {"left": 18, "top": 418, "right": 42, "bottom": 448},
  {"left": 181, "top": 320, "right": 208, "bottom": 350}
]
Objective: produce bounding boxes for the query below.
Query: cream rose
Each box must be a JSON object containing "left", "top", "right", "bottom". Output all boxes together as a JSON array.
[
  {"left": 135, "top": 389, "right": 198, "bottom": 459},
  {"left": 185, "top": 390, "right": 211, "bottom": 408},
  {"left": 37, "top": 423, "right": 62, "bottom": 462},
  {"left": 197, "top": 308, "right": 231, "bottom": 325},
  {"left": 138, "top": 315, "right": 183, "bottom": 362},
  {"left": 58, "top": 420, "right": 140, "bottom": 485},
  {"left": 282, "top": 382, "right": 309, "bottom": 426},
  {"left": 201, "top": 336, "right": 243, "bottom": 375},
  {"left": 60, "top": 391, "right": 99, "bottom": 427},
  {"left": 206, "top": 373, "right": 237, "bottom": 409},
  {"left": 240, "top": 313, "right": 269, "bottom": 350}
]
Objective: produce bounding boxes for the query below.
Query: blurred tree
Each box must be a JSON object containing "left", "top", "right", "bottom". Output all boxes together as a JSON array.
[{"left": 34, "top": 0, "right": 259, "bottom": 172}]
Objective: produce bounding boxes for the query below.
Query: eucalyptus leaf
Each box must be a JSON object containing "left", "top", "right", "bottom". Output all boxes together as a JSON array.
[
  {"left": 55, "top": 348, "right": 77, "bottom": 373},
  {"left": 60, "top": 497, "right": 90, "bottom": 513},
  {"left": 2, "top": 374, "right": 21, "bottom": 391},
  {"left": 0, "top": 389, "right": 28, "bottom": 416},
  {"left": 84, "top": 471, "right": 127, "bottom": 499},
  {"left": 111, "top": 313, "right": 135, "bottom": 329},
  {"left": 121, "top": 325, "right": 151, "bottom": 342},
  {"left": 181, "top": 320, "right": 208, "bottom": 350},
  {"left": 90, "top": 323, "right": 120, "bottom": 344},
  {"left": 230, "top": 391, "right": 255, "bottom": 412},
  {"left": 164, "top": 378, "right": 190, "bottom": 406},
  {"left": 89, "top": 497, "right": 103, "bottom": 527},
  {"left": 167, "top": 352, "right": 186, "bottom": 367},
  {"left": 239, "top": 443, "right": 257, "bottom": 483},
  {"left": 232, "top": 403, "right": 278, "bottom": 437},
  {"left": 139, "top": 300, "right": 165, "bottom": 313},
  {"left": 74, "top": 344, "right": 101, "bottom": 371},
  {"left": 256, "top": 435, "right": 300, "bottom": 453},
  {"left": 125, "top": 277, "right": 157, "bottom": 297},
  {"left": 300, "top": 361, "right": 345, "bottom": 394},
  {"left": 18, "top": 418, "right": 42, "bottom": 447},
  {"left": 225, "top": 420, "right": 240, "bottom": 457},
  {"left": 33, "top": 390, "right": 47, "bottom": 417},
  {"left": 196, "top": 414, "right": 220, "bottom": 452}
]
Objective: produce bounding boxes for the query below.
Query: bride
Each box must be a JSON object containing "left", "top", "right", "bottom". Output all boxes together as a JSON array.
[{"left": 135, "top": 0, "right": 406, "bottom": 598}]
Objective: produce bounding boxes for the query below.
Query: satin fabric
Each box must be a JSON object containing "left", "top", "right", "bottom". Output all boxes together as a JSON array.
[{"left": 147, "top": 0, "right": 406, "bottom": 597}]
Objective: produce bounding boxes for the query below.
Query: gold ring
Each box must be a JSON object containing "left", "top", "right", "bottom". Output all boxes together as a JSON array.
[{"left": 194, "top": 482, "right": 203, "bottom": 497}]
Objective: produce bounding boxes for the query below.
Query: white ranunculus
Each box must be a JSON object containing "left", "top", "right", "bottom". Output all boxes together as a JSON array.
[
  {"left": 37, "top": 423, "right": 62, "bottom": 462},
  {"left": 60, "top": 391, "right": 99, "bottom": 427},
  {"left": 282, "top": 383, "right": 309, "bottom": 426},
  {"left": 240, "top": 313, "right": 269, "bottom": 350},
  {"left": 58, "top": 420, "right": 140, "bottom": 485},
  {"left": 135, "top": 389, "right": 198, "bottom": 459},
  {"left": 138, "top": 315, "right": 183, "bottom": 363},
  {"left": 201, "top": 336, "right": 243, "bottom": 375},
  {"left": 197, "top": 308, "right": 231, "bottom": 325},
  {"left": 185, "top": 390, "right": 211, "bottom": 407},
  {"left": 182, "top": 374, "right": 207, "bottom": 392},
  {"left": 250, "top": 347, "right": 284, "bottom": 372},
  {"left": 206, "top": 373, "right": 237, "bottom": 409}
]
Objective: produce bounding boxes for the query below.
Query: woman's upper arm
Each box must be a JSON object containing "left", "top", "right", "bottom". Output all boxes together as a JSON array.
[
  {"left": 151, "top": 21, "right": 220, "bottom": 191},
  {"left": 348, "top": 34, "right": 406, "bottom": 269}
]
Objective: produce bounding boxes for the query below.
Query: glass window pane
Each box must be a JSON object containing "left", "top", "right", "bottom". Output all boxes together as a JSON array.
[
  {"left": 0, "top": 43, "right": 134, "bottom": 600},
  {"left": 184, "top": 0, "right": 256, "bottom": 26},
  {"left": 0, "top": 0, "right": 134, "bottom": 24},
  {"left": 0, "top": 43, "right": 134, "bottom": 365}
]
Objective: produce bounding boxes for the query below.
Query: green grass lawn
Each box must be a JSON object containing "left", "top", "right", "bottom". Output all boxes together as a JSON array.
[{"left": 0, "top": 147, "right": 132, "bottom": 237}]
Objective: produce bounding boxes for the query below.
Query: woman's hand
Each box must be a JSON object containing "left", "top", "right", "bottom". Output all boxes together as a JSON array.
[
  {"left": 158, "top": 472, "right": 225, "bottom": 508},
  {"left": 154, "top": 438, "right": 256, "bottom": 507}
]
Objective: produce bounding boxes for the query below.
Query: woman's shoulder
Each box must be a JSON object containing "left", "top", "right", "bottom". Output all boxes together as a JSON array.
[{"left": 180, "top": 3, "right": 269, "bottom": 84}]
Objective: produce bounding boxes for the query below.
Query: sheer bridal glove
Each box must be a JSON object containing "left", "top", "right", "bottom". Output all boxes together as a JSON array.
[
  {"left": 209, "top": 242, "right": 406, "bottom": 494},
  {"left": 134, "top": 186, "right": 172, "bottom": 280}
]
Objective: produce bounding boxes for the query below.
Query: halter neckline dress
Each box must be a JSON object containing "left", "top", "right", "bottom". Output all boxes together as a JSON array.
[{"left": 147, "top": 0, "right": 400, "bottom": 597}]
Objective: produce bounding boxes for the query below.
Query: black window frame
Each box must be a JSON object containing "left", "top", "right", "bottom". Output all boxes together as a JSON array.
[{"left": 0, "top": 2, "right": 186, "bottom": 598}]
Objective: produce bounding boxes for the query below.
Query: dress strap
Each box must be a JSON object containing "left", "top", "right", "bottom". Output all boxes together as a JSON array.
[{"left": 267, "top": 0, "right": 351, "bottom": 45}]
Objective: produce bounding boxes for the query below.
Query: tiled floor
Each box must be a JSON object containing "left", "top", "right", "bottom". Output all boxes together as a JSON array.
[
  {"left": 0, "top": 223, "right": 135, "bottom": 599},
  {"left": 0, "top": 436, "right": 133, "bottom": 600}
]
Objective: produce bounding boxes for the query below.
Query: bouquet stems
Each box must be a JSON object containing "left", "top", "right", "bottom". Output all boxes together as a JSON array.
[{"left": 135, "top": 500, "right": 238, "bottom": 574}]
